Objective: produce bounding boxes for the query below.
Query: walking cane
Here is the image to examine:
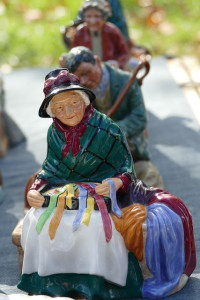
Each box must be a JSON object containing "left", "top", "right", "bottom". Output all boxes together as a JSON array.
[{"left": 107, "top": 60, "right": 150, "bottom": 118}]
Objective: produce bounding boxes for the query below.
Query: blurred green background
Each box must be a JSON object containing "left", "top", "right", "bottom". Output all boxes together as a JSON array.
[{"left": 1, "top": 0, "right": 200, "bottom": 71}]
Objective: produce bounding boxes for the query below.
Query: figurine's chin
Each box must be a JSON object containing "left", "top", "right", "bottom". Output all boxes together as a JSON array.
[{"left": 62, "top": 117, "right": 78, "bottom": 126}]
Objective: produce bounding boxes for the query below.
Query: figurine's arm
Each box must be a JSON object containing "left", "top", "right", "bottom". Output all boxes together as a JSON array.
[{"left": 116, "top": 80, "right": 147, "bottom": 138}]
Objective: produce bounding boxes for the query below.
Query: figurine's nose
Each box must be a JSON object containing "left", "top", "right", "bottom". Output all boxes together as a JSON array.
[
  {"left": 64, "top": 105, "right": 73, "bottom": 115},
  {"left": 88, "top": 17, "right": 96, "bottom": 24}
]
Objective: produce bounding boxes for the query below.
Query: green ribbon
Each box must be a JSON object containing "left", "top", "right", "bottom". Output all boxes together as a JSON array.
[{"left": 36, "top": 193, "right": 58, "bottom": 235}]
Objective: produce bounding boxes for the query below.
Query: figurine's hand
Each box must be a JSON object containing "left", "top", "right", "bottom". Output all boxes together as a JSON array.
[
  {"left": 95, "top": 178, "right": 123, "bottom": 197},
  {"left": 27, "top": 190, "right": 45, "bottom": 209}
]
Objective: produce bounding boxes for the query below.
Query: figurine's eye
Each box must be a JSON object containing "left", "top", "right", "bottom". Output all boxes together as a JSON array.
[{"left": 56, "top": 106, "right": 63, "bottom": 112}]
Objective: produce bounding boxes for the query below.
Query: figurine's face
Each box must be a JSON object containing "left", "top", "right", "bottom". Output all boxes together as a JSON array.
[
  {"left": 84, "top": 8, "right": 105, "bottom": 32},
  {"left": 73, "top": 57, "right": 102, "bottom": 90},
  {"left": 51, "top": 91, "right": 86, "bottom": 126}
]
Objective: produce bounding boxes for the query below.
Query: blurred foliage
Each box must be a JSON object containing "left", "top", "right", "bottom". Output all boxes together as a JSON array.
[
  {"left": 124, "top": 0, "right": 200, "bottom": 60},
  {"left": 0, "top": 0, "right": 200, "bottom": 71}
]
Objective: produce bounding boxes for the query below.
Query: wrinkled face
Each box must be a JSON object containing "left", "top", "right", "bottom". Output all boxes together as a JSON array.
[
  {"left": 84, "top": 8, "right": 105, "bottom": 32},
  {"left": 51, "top": 91, "right": 86, "bottom": 126},
  {"left": 73, "top": 59, "right": 102, "bottom": 90}
]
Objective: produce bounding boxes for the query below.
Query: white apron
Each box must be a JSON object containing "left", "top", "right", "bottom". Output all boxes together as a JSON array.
[{"left": 21, "top": 208, "right": 128, "bottom": 286}]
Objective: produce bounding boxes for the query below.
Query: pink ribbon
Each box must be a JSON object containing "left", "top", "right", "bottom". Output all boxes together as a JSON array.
[{"left": 78, "top": 183, "right": 112, "bottom": 243}]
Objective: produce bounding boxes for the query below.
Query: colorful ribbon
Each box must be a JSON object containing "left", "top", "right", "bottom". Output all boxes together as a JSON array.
[
  {"left": 35, "top": 182, "right": 114, "bottom": 243},
  {"left": 73, "top": 186, "right": 88, "bottom": 231},
  {"left": 79, "top": 183, "right": 112, "bottom": 243},
  {"left": 105, "top": 179, "right": 121, "bottom": 217},
  {"left": 82, "top": 196, "right": 95, "bottom": 226},
  {"left": 48, "top": 190, "right": 67, "bottom": 240},
  {"left": 65, "top": 184, "right": 74, "bottom": 209},
  {"left": 36, "top": 193, "right": 58, "bottom": 234}
]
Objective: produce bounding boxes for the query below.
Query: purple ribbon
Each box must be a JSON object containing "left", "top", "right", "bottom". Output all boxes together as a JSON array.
[
  {"left": 105, "top": 179, "right": 121, "bottom": 217},
  {"left": 73, "top": 186, "right": 87, "bottom": 231}
]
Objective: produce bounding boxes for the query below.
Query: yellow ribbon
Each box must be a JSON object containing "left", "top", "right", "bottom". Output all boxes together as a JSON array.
[
  {"left": 65, "top": 184, "right": 74, "bottom": 208},
  {"left": 82, "top": 196, "right": 95, "bottom": 226}
]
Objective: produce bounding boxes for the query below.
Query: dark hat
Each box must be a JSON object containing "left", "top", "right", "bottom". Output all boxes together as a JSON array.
[{"left": 39, "top": 68, "right": 95, "bottom": 118}]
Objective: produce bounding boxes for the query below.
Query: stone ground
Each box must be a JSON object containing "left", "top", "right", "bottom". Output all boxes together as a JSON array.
[
  {"left": 0, "top": 56, "right": 199, "bottom": 299},
  {"left": 167, "top": 56, "right": 200, "bottom": 127}
]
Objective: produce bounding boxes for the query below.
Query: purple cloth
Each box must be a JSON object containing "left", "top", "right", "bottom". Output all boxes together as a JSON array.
[{"left": 142, "top": 203, "right": 185, "bottom": 299}]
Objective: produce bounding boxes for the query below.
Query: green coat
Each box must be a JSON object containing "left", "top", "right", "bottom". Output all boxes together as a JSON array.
[
  {"left": 93, "top": 63, "right": 150, "bottom": 160},
  {"left": 37, "top": 109, "right": 134, "bottom": 184}
]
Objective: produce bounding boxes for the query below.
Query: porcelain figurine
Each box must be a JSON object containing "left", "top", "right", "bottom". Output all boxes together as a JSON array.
[
  {"left": 17, "top": 68, "right": 196, "bottom": 300},
  {"left": 70, "top": 0, "right": 129, "bottom": 70},
  {"left": 61, "top": 0, "right": 150, "bottom": 70},
  {"left": 60, "top": 46, "right": 163, "bottom": 188}
]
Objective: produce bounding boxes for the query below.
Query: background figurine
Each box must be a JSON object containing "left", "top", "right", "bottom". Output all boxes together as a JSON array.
[
  {"left": 16, "top": 68, "right": 196, "bottom": 300},
  {"left": 60, "top": 0, "right": 150, "bottom": 70},
  {"left": 59, "top": 46, "right": 163, "bottom": 188},
  {"left": 69, "top": 0, "right": 130, "bottom": 69}
]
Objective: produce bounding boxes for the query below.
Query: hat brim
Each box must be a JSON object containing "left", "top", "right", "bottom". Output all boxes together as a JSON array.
[{"left": 39, "top": 85, "right": 96, "bottom": 118}]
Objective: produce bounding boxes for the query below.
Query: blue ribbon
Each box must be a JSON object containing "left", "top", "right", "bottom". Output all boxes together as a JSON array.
[
  {"left": 73, "top": 186, "right": 88, "bottom": 232},
  {"left": 105, "top": 179, "right": 121, "bottom": 217}
]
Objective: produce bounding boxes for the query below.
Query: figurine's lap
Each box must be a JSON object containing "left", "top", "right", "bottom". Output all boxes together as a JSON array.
[{"left": 22, "top": 208, "right": 128, "bottom": 286}]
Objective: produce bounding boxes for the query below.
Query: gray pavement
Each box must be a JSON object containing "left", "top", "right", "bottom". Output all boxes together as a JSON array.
[{"left": 0, "top": 57, "right": 199, "bottom": 299}]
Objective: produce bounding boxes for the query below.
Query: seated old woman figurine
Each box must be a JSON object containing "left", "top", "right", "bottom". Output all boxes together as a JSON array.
[
  {"left": 17, "top": 69, "right": 196, "bottom": 299},
  {"left": 71, "top": 0, "right": 129, "bottom": 70}
]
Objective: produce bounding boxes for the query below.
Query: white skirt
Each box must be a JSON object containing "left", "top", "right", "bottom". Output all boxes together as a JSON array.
[{"left": 21, "top": 208, "right": 128, "bottom": 286}]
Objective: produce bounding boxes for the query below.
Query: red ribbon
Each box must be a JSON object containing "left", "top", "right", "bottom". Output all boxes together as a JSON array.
[{"left": 78, "top": 183, "right": 112, "bottom": 243}]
